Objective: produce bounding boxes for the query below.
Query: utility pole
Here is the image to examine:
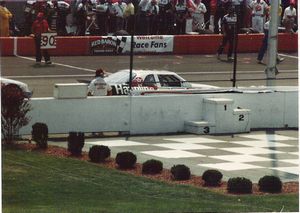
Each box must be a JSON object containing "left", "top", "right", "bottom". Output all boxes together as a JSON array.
[
  {"left": 129, "top": 13, "right": 135, "bottom": 91},
  {"left": 265, "top": 0, "right": 279, "bottom": 86},
  {"left": 232, "top": 5, "right": 239, "bottom": 87}
]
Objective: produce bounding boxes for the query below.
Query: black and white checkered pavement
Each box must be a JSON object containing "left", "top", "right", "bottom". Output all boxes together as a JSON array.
[{"left": 83, "top": 131, "right": 299, "bottom": 183}]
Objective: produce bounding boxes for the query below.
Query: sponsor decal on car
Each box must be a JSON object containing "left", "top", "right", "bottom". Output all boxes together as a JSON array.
[{"left": 111, "top": 84, "right": 156, "bottom": 95}]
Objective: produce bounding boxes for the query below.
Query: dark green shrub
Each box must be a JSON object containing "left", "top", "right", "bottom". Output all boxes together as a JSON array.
[
  {"left": 116, "top": 151, "right": 137, "bottom": 169},
  {"left": 88, "top": 145, "right": 111, "bottom": 163},
  {"left": 31, "top": 122, "right": 48, "bottom": 149},
  {"left": 67, "top": 132, "right": 85, "bottom": 156},
  {"left": 227, "top": 177, "right": 253, "bottom": 194},
  {"left": 171, "top": 164, "right": 191, "bottom": 180},
  {"left": 258, "top": 175, "right": 282, "bottom": 193},
  {"left": 142, "top": 159, "right": 163, "bottom": 174},
  {"left": 1, "top": 84, "right": 31, "bottom": 144},
  {"left": 202, "top": 169, "right": 223, "bottom": 186}
]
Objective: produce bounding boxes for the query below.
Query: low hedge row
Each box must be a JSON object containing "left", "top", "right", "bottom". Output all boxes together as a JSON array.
[
  {"left": 30, "top": 124, "right": 284, "bottom": 194},
  {"left": 87, "top": 148, "right": 284, "bottom": 194}
]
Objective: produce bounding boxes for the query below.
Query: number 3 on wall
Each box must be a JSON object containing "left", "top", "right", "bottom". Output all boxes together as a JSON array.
[
  {"left": 40, "top": 33, "right": 57, "bottom": 49},
  {"left": 203, "top": 126, "right": 210, "bottom": 134}
]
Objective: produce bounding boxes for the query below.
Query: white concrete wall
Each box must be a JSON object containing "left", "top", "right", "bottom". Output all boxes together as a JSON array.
[{"left": 19, "top": 89, "right": 298, "bottom": 135}]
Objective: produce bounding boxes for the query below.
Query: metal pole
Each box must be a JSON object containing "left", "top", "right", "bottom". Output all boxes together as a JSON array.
[
  {"left": 265, "top": 0, "right": 279, "bottom": 86},
  {"left": 232, "top": 9, "right": 239, "bottom": 87},
  {"left": 129, "top": 14, "right": 135, "bottom": 91}
]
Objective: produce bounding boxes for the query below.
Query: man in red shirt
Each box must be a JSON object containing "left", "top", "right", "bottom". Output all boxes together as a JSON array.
[{"left": 31, "top": 12, "right": 51, "bottom": 65}]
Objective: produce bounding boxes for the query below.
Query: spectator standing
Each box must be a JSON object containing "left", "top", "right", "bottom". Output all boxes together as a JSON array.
[
  {"left": 114, "top": 0, "right": 127, "bottom": 31},
  {"left": 55, "top": 0, "right": 70, "bottom": 36},
  {"left": 191, "top": 0, "right": 206, "bottom": 32},
  {"left": 0, "top": 1, "right": 12, "bottom": 37},
  {"left": 95, "top": 0, "right": 109, "bottom": 35},
  {"left": 124, "top": 0, "right": 135, "bottom": 33},
  {"left": 138, "top": 0, "right": 150, "bottom": 34},
  {"left": 214, "top": 0, "right": 231, "bottom": 34},
  {"left": 231, "top": 0, "right": 244, "bottom": 31},
  {"left": 174, "top": 0, "right": 189, "bottom": 34},
  {"left": 282, "top": 2, "right": 296, "bottom": 32},
  {"left": 75, "top": 0, "right": 88, "bottom": 35},
  {"left": 267, "top": 4, "right": 283, "bottom": 26},
  {"left": 24, "top": 0, "right": 37, "bottom": 35},
  {"left": 31, "top": 12, "right": 52, "bottom": 65},
  {"left": 45, "top": 0, "right": 57, "bottom": 31},
  {"left": 217, "top": 7, "right": 236, "bottom": 61},
  {"left": 88, "top": 69, "right": 113, "bottom": 96},
  {"left": 250, "top": 0, "right": 268, "bottom": 33},
  {"left": 244, "top": 0, "right": 253, "bottom": 28},
  {"left": 202, "top": 0, "right": 210, "bottom": 30},
  {"left": 146, "top": 0, "right": 159, "bottom": 34},
  {"left": 107, "top": 0, "right": 117, "bottom": 34},
  {"left": 257, "top": 19, "right": 284, "bottom": 64},
  {"left": 158, "top": 0, "right": 174, "bottom": 34}
]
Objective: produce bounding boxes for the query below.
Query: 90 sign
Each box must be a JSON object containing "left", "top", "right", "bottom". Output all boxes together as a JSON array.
[{"left": 40, "top": 33, "right": 57, "bottom": 49}]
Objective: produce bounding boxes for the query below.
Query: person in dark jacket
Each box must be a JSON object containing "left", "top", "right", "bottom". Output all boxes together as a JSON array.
[{"left": 216, "top": 7, "right": 236, "bottom": 61}]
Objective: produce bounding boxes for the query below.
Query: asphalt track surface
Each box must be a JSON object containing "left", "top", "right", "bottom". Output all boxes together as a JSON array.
[{"left": 1, "top": 52, "right": 298, "bottom": 97}]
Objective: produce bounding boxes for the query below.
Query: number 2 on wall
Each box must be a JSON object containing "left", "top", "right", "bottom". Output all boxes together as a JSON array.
[{"left": 239, "top": 114, "right": 245, "bottom": 121}]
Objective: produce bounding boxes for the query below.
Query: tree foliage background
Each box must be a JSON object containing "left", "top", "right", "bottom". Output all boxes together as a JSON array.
[{"left": 1, "top": 84, "right": 31, "bottom": 144}]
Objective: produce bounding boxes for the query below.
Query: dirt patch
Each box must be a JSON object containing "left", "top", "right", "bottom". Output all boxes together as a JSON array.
[{"left": 16, "top": 143, "right": 299, "bottom": 195}]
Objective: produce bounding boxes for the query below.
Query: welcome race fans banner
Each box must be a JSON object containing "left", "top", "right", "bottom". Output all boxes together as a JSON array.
[{"left": 90, "top": 35, "right": 174, "bottom": 55}]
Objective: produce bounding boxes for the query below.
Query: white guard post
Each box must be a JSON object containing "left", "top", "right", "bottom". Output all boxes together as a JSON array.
[{"left": 40, "top": 32, "right": 57, "bottom": 49}]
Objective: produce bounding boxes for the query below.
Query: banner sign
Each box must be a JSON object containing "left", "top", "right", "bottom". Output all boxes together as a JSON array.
[
  {"left": 91, "top": 35, "right": 174, "bottom": 55},
  {"left": 41, "top": 33, "right": 57, "bottom": 49}
]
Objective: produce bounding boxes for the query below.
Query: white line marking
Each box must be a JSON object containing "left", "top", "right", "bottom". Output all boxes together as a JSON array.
[
  {"left": 278, "top": 54, "right": 298, "bottom": 59},
  {"left": 177, "top": 70, "right": 298, "bottom": 75},
  {"left": 3, "top": 74, "right": 95, "bottom": 79},
  {"left": 3, "top": 74, "right": 94, "bottom": 79},
  {"left": 15, "top": 55, "right": 96, "bottom": 73}
]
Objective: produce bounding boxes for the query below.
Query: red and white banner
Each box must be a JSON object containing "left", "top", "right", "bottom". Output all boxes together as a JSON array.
[{"left": 90, "top": 35, "right": 174, "bottom": 54}]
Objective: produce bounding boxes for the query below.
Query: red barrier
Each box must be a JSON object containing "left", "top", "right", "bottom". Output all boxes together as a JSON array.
[
  {"left": 173, "top": 33, "right": 298, "bottom": 54},
  {"left": 54, "top": 36, "right": 100, "bottom": 56},
  {"left": 0, "top": 37, "right": 14, "bottom": 56},
  {"left": 0, "top": 33, "right": 297, "bottom": 56},
  {"left": 16, "top": 37, "right": 35, "bottom": 55},
  {"left": 278, "top": 33, "right": 298, "bottom": 52}
]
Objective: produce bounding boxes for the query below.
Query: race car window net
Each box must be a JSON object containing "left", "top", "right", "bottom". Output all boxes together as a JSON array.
[
  {"left": 158, "top": 75, "right": 181, "bottom": 87},
  {"left": 143, "top": 75, "right": 156, "bottom": 87}
]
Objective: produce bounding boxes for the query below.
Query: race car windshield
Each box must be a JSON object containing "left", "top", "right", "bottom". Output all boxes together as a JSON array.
[{"left": 105, "top": 70, "right": 137, "bottom": 84}]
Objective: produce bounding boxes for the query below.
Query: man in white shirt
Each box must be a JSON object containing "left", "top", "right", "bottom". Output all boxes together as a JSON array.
[
  {"left": 114, "top": 0, "right": 127, "bottom": 31},
  {"left": 191, "top": 0, "right": 207, "bottom": 32},
  {"left": 282, "top": 2, "right": 296, "bottom": 32},
  {"left": 146, "top": 0, "right": 159, "bottom": 34},
  {"left": 88, "top": 69, "right": 112, "bottom": 96},
  {"left": 250, "top": 0, "right": 268, "bottom": 33}
]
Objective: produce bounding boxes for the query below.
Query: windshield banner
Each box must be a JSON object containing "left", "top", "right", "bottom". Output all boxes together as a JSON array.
[{"left": 90, "top": 35, "right": 174, "bottom": 55}]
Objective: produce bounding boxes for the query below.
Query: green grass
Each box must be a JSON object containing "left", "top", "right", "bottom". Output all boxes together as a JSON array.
[{"left": 2, "top": 148, "right": 299, "bottom": 213}]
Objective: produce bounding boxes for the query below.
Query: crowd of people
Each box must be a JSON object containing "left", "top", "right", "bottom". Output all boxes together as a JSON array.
[{"left": 0, "top": 0, "right": 298, "bottom": 37}]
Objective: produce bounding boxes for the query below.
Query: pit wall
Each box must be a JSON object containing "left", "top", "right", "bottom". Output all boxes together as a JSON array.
[
  {"left": 1, "top": 33, "right": 297, "bottom": 56},
  {"left": 19, "top": 89, "right": 298, "bottom": 135}
]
